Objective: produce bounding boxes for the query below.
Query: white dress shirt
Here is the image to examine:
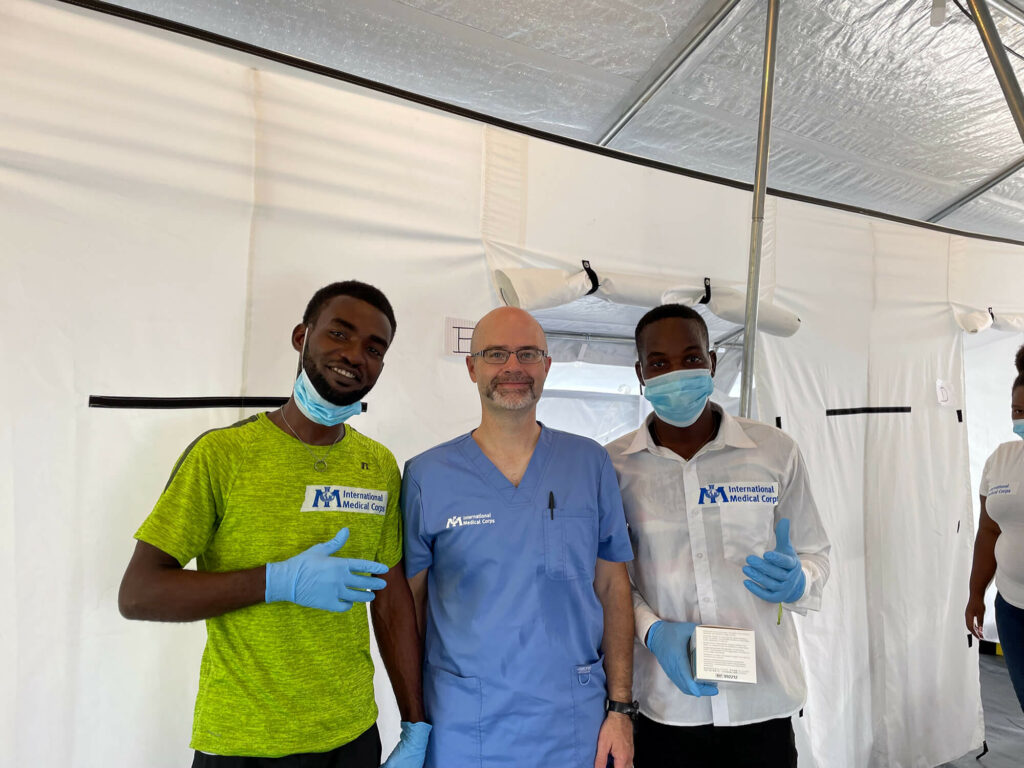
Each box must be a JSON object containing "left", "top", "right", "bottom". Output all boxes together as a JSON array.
[{"left": 605, "top": 405, "right": 830, "bottom": 727}]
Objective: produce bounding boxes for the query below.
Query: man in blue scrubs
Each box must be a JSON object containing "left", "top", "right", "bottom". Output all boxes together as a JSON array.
[{"left": 402, "top": 307, "right": 637, "bottom": 768}]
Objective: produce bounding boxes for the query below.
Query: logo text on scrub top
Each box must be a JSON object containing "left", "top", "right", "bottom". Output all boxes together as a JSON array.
[
  {"left": 301, "top": 485, "right": 388, "bottom": 515},
  {"left": 445, "top": 513, "right": 495, "bottom": 528},
  {"left": 698, "top": 482, "right": 779, "bottom": 505},
  {"left": 988, "top": 483, "right": 1014, "bottom": 496}
]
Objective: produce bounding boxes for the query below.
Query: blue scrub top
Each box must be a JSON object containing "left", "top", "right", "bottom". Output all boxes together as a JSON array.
[{"left": 403, "top": 425, "right": 633, "bottom": 768}]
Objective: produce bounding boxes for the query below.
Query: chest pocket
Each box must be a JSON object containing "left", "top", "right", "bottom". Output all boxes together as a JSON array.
[
  {"left": 720, "top": 504, "right": 775, "bottom": 567},
  {"left": 543, "top": 506, "right": 597, "bottom": 581}
]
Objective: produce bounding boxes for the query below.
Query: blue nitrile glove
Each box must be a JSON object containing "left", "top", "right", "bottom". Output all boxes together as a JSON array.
[
  {"left": 646, "top": 620, "right": 719, "bottom": 697},
  {"left": 381, "top": 721, "right": 431, "bottom": 768},
  {"left": 265, "top": 528, "right": 389, "bottom": 613},
  {"left": 742, "top": 518, "right": 806, "bottom": 603}
]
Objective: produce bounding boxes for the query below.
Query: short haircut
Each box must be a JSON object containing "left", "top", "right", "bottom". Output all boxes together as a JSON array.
[
  {"left": 302, "top": 281, "right": 397, "bottom": 337},
  {"left": 1016, "top": 344, "right": 1024, "bottom": 375},
  {"left": 635, "top": 303, "right": 710, "bottom": 351}
]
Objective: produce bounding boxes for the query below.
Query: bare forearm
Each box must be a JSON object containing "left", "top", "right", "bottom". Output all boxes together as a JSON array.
[
  {"left": 597, "top": 564, "right": 634, "bottom": 702},
  {"left": 969, "top": 528, "right": 999, "bottom": 599},
  {"left": 372, "top": 565, "right": 426, "bottom": 723},
  {"left": 119, "top": 562, "right": 266, "bottom": 622}
]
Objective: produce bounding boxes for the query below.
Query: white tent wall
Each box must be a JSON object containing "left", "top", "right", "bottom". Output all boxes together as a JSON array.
[
  {"left": 755, "top": 202, "right": 876, "bottom": 767},
  {"left": 2, "top": 1, "right": 256, "bottom": 765},
  {"left": 481, "top": 125, "right": 773, "bottom": 300},
  {"left": 3, "top": 0, "right": 1024, "bottom": 765},
  {"left": 757, "top": 201, "right": 982, "bottom": 767}
]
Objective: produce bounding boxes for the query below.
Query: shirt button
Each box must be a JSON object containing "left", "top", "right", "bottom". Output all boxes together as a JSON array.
[{"left": 702, "top": 597, "right": 711, "bottom": 603}]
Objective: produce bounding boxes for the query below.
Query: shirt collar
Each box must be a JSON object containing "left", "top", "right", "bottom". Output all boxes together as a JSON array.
[{"left": 622, "top": 403, "right": 757, "bottom": 456}]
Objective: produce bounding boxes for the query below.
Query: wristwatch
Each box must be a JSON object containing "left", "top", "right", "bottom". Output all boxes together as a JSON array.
[{"left": 604, "top": 698, "right": 640, "bottom": 720}]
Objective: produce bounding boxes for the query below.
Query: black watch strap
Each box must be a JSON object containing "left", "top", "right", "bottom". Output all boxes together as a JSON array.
[{"left": 605, "top": 698, "right": 639, "bottom": 718}]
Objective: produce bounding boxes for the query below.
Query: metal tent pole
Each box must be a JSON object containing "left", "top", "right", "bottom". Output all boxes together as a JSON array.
[
  {"left": 739, "top": 0, "right": 780, "bottom": 419},
  {"left": 966, "top": 0, "right": 1024, "bottom": 143}
]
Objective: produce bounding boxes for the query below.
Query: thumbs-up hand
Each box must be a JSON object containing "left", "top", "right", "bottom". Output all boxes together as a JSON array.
[
  {"left": 265, "top": 528, "right": 389, "bottom": 613},
  {"left": 742, "top": 518, "right": 806, "bottom": 603}
]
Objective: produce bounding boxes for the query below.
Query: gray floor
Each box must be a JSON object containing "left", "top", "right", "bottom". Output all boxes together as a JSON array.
[{"left": 939, "top": 654, "right": 1023, "bottom": 768}]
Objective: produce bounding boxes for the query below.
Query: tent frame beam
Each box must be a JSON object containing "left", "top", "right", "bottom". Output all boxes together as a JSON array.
[
  {"left": 738, "top": 0, "right": 780, "bottom": 419},
  {"left": 928, "top": 154, "right": 1024, "bottom": 222},
  {"left": 595, "top": 0, "right": 743, "bottom": 147}
]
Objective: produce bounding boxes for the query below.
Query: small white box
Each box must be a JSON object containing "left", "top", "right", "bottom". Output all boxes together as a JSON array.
[{"left": 688, "top": 625, "right": 757, "bottom": 684}]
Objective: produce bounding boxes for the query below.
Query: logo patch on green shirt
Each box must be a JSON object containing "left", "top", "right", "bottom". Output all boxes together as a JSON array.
[{"left": 301, "top": 485, "right": 388, "bottom": 515}]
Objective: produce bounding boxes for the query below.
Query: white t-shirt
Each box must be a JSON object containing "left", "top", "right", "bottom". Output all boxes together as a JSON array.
[{"left": 980, "top": 440, "right": 1024, "bottom": 609}]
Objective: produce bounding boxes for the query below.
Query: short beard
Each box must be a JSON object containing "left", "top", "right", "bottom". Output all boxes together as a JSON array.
[
  {"left": 303, "top": 349, "right": 371, "bottom": 406},
  {"left": 485, "top": 376, "right": 538, "bottom": 411}
]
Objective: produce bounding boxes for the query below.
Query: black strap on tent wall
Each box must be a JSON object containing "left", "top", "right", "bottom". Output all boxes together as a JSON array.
[
  {"left": 700, "top": 277, "right": 712, "bottom": 304},
  {"left": 825, "top": 406, "right": 911, "bottom": 416},
  {"left": 89, "top": 396, "right": 367, "bottom": 412},
  {"left": 581, "top": 261, "right": 600, "bottom": 295}
]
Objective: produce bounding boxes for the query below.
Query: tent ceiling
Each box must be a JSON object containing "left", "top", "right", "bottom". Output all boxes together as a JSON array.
[{"left": 99, "top": 0, "right": 1024, "bottom": 241}]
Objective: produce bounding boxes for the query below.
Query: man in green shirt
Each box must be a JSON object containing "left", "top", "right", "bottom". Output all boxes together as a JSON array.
[{"left": 119, "top": 281, "right": 430, "bottom": 768}]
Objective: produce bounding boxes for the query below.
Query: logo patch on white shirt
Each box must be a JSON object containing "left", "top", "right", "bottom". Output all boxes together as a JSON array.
[
  {"left": 988, "top": 483, "right": 1016, "bottom": 496},
  {"left": 698, "top": 482, "right": 779, "bottom": 506},
  {"left": 301, "top": 485, "right": 388, "bottom": 514}
]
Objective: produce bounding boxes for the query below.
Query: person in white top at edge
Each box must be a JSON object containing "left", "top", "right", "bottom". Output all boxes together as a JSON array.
[
  {"left": 965, "top": 343, "right": 1024, "bottom": 714},
  {"left": 604, "top": 303, "right": 831, "bottom": 767}
]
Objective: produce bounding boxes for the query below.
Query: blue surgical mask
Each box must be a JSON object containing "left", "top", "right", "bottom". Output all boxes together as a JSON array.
[
  {"left": 643, "top": 368, "right": 714, "bottom": 428},
  {"left": 293, "top": 369, "right": 362, "bottom": 426},
  {"left": 1014, "top": 419, "right": 1024, "bottom": 440}
]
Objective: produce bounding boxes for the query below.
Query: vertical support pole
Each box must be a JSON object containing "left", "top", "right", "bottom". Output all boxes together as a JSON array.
[
  {"left": 966, "top": 0, "right": 1024, "bottom": 144},
  {"left": 739, "top": 0, "right": 780, "bottom": 419}
]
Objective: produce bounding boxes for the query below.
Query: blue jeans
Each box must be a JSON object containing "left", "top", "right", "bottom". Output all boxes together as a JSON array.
[{"left": 995, "top": 592, "right": 1024, "bottom": 713}]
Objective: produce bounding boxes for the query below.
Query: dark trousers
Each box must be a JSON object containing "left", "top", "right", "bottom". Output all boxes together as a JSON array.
[
  {"left": 996, "top": 592, "right": 1024, "bottom": 713},
  {"left": 636, "top": 714, "right": 796, "bottom": 768},
  {"left": 191, "top": 724, "right": 381, "bottom": 768}
]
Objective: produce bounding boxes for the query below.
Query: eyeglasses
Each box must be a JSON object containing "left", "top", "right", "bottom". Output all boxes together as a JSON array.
[{"left": 471, "top": 347, "right": 548, "bottom": 364}]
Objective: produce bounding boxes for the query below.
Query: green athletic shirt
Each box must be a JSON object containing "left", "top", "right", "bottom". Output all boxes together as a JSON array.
[{"left": 135, "top": 412, "right": 403, "bottom": 757}]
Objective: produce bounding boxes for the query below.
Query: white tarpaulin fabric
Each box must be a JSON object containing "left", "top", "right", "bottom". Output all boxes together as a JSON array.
[
  {"left": 757, "top": 200, "right": 981, "bottom": 767},
  {"left": 3, "top": 1, "right": 1022, "bottom": 766},
  {"left": 495, "top": 264, "right": 802, "bottom": 337}
]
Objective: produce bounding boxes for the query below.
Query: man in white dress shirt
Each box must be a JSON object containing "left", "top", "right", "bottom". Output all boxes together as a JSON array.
[{"left": 605, "top": 303, "right": 830, "bottom": 767}]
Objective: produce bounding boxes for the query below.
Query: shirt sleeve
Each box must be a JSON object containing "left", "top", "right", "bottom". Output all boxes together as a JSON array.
[
  {"left": 979, "top": 449, "right": 996, "bottom": 497},
  {"left": 134, "top": 434, "right": 228, "bottom": 567},
  {"left": 596, "top": 451, "right": 634, "bottom": 563},
  {"left": 777, "top": 441, "right": 831, "bottom": 615},
  {"left": 401, "top": 463, "right": 433, "bottom": 577},
  {"left": 374, "top": 451, "right": 404, "bottom": 568},
  {"left": 631, "top": 579, "right": 662, "bottom": 647}
]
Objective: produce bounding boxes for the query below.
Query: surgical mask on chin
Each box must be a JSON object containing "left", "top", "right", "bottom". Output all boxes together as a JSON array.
[
  {"left": 643, "top": 368, "right": 714, "bottom": 428},
  {"left": 293, "top": 369, "right": 362, "bottom": 426},
  {"left": 1014, "top": 419, "right": 1024, "bottom": 440}
]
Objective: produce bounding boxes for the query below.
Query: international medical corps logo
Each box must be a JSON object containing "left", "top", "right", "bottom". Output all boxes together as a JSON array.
[
  {"left": 698, "top": 483, "right": 730, "bottom": 505},
  {"left": 301, "top": 485, "right": 388, "bottom": 515},
  {"left": 698, "top": 482, "right": 780, "bottom": 506},
  {"left": 313, "top": 486, "right": 342, "bottom": 508},
  {"left": 445, "top": 513, "right": 495, "bottom": 529}
]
